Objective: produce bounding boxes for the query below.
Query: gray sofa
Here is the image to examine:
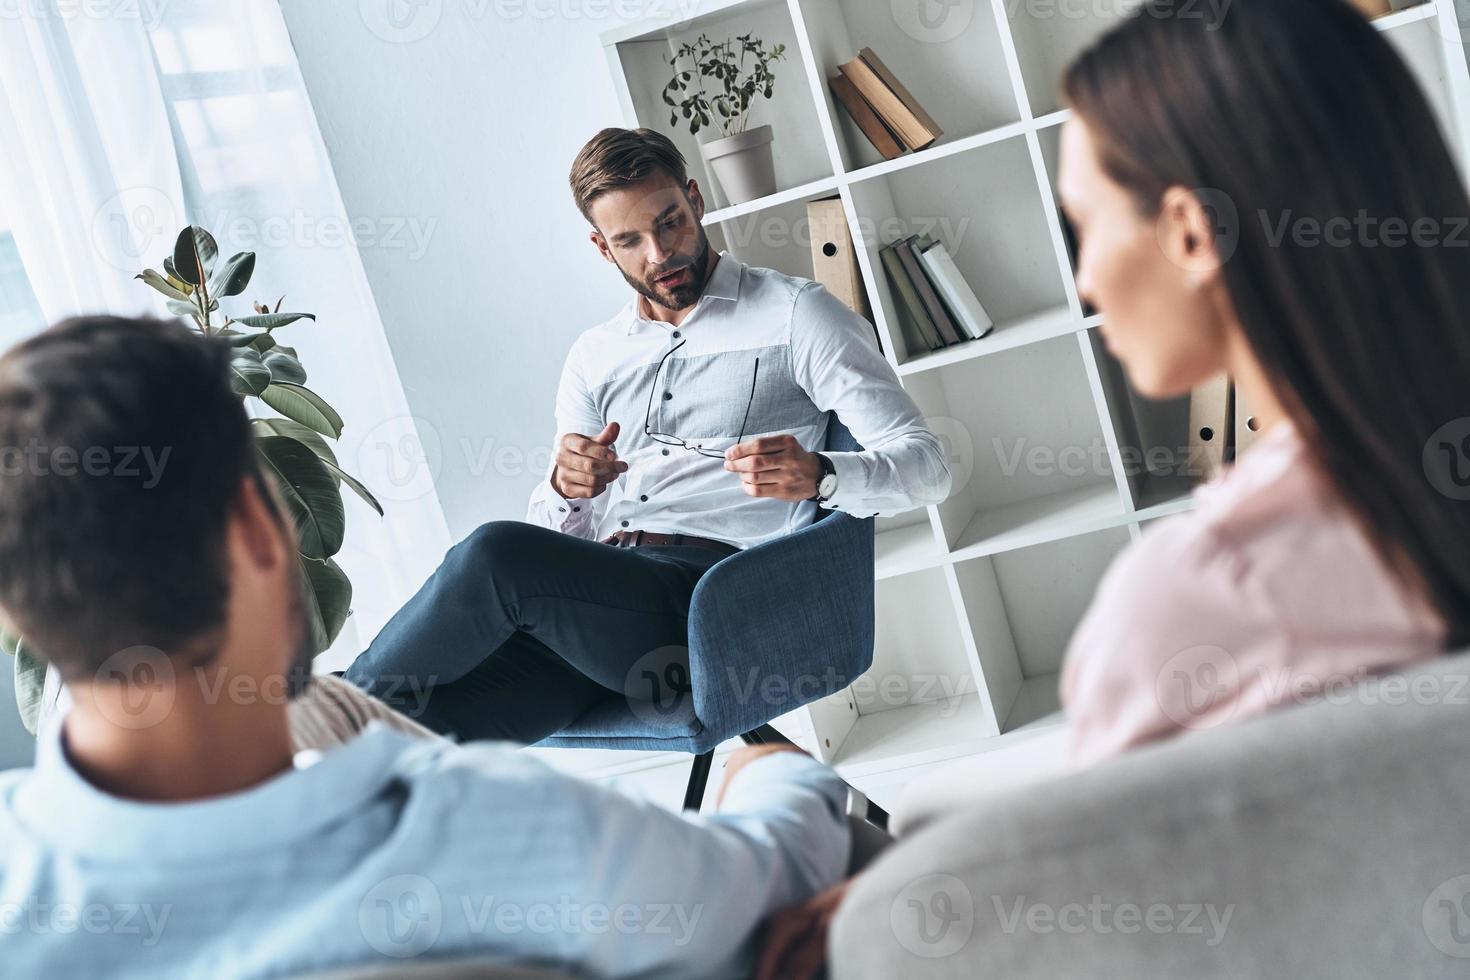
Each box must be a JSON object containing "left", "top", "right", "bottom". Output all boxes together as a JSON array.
[{"left": 832, "top": 651, "right": 1470, "bottom": 978}]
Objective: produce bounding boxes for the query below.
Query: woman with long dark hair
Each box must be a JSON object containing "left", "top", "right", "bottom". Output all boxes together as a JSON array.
[
  {"left": 758, "top": 1, "right": 1470, "bottom": 974},
  {"left": 1055, "top": 0, "right": 1467, "bottom": 763}
]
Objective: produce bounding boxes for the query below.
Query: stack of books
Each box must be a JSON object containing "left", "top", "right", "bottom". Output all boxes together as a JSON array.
[
  {"left": 879, "top": 235, "right": 993, "bottom": 354},
  {"left": 829, "top": 48, "right": 943, "bottom": 161}
]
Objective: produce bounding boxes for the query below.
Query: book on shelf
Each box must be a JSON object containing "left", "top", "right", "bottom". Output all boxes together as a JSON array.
[
  {"left": 1188, "top": 374, "right": 1233, "bottom": 481},
  {"left": 1349, "top": 0, "right": 1392, "bottom": 18},
  {"left": 829, "top": 74, "right": 904, "bottom": 161},
  {"left": 893, "top": 236, "right": 963, "bottom": 346},
  {"left": 878, "top": 241, "right": 944, "bottom": 353},
  {"left": 837, "top": 48, "right": 942, "bottom": 152},
  {"left": 807, "top": 197, "right": 878, "bottom": 348},
  {"left": 915, "top": 235, "right": 994, "bottom": 342},
  {"left": 1233, "top": 380, "right": 1261, "bottom": 458}
]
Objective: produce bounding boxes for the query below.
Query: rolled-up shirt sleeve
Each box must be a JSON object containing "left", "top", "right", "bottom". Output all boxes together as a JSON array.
[
  {"left": 562, "top": 750, "right": 851, "bottom": 977},
  {"left": 790, "top": 282, "right": 952, "bottom": 516},
  {"left": 525, "top": 340, "right": 607, "bottom": 539}
]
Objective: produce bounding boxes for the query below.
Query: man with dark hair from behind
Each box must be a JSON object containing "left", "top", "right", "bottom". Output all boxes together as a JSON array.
[{"left": 0, "top": 316, "right": 848, "bottom": 979}]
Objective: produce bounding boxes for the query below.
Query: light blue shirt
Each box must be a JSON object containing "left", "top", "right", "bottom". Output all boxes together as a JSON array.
[{"left": 0, "top": 720, "right": 850, "bottom": 978}]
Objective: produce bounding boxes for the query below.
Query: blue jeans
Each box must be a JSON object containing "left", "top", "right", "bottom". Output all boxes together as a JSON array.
[{"left": 343, "top": 520, "right": 731, "bottom": 744}]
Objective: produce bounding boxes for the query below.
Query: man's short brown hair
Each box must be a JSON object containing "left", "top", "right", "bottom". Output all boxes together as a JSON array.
[{"left": 569, "top": 127, "right": 689, "bottom": 223}]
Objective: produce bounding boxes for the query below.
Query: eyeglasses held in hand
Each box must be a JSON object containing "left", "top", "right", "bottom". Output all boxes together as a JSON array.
[{"left": 643, "top": 339, "right": 759, "bottom": 458}]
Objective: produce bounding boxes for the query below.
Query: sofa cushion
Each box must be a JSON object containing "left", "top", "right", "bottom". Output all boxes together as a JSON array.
[{"left": 833, "top": 651, "right": 1470, "bottom": 979}]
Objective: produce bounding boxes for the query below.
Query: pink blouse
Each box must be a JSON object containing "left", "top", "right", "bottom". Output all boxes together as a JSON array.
[{"left": 1060, "top": 421, "right": 1445, "bottom": 767}]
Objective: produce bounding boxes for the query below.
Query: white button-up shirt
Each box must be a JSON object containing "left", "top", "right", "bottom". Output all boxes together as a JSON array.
[{"left": 526, "top": 254, "right": 951, "bottom": 549}]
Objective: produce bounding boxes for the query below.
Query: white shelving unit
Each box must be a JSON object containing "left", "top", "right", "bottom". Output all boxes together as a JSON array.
[{"left": 589, "top": 0, "right": 1470, "bottom": 806}]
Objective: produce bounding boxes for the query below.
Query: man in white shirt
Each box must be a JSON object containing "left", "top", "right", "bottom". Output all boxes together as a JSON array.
[{"left": 345, "top": 127, "right": 951, "bottom": 743}]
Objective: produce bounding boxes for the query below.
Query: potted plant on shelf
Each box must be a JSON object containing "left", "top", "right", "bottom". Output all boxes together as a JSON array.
[
  {"left": 4, "top": 224, "right": 384, "bottom": 733},
  {"left": 663, "top": 33, "right": 787, "bottom": 207}
]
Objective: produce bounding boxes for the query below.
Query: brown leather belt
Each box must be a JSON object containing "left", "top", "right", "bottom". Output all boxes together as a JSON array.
[{"left": 603, "top": 529, "right": 741, "bottom": 557}]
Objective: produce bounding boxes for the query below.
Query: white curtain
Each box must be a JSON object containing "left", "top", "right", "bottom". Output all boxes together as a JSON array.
[{"left": 0, "top": 1, "right": 453, "bottom": 693}]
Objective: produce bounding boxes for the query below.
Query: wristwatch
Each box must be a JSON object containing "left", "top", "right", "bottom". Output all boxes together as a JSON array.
[{"left": 812, "top": 452, "right": 839, "bottom": 503}]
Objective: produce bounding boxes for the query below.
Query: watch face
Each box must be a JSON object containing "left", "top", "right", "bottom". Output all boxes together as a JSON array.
[{"left": 819, "top": 473, "right": 839, "bottom": 498}]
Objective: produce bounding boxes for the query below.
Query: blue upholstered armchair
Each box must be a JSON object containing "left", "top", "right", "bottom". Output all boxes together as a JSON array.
[{"left": 538, "top": 415, "right": 876, "bottom": 811}]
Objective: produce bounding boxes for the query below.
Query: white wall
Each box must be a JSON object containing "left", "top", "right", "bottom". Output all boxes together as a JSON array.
[{"left": 277, "top": 0, "right": 656, "bottom": 539}]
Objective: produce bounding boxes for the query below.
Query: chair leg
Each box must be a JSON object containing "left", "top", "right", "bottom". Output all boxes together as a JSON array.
[
  {"left": 740, "top": 724, "right": 789, "bottom": 747},
  {"left": 683, "top": 751, "right": 714, "bottom": 812},
  {"left": 866, "top": 798, "right": 890, "bottom": 832}
]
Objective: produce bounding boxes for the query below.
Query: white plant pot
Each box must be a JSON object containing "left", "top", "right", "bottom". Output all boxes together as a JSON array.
[{"left": 700, "top": 125, "right": 776, "bottom": 207}]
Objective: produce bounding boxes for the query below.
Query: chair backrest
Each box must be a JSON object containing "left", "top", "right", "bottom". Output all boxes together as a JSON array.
[
  {"left": 824, "top": 414, "right": 861, "bottom": 454},
  {"left": 832, "top": 651, "right": 1470, "bottom": 979}
]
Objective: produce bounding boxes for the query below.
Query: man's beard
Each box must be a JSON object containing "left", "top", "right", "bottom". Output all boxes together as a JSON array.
[{"left": 619, "top": 230, "right": 712, "bottom": 312}]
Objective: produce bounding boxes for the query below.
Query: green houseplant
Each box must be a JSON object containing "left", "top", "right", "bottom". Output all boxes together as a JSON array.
[
  {"left": 662, "top": 33, "right": 786, "bottom": 206},
  {"left": 5, "top": 225, "right": 383, "bottom": 732}
]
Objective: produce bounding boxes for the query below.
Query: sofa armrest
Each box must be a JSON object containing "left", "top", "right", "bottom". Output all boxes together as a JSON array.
[{"left": 686, "top": 512, "right": 875, "bottom": 742}]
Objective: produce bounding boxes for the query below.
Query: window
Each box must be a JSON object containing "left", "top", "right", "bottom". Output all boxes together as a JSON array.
[{"left": 0, "top": 200, "right": 46, "bottom": 348}]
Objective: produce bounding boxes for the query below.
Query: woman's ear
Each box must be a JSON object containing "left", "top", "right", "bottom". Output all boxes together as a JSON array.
[{"left": 1156, "top": 185, "right": 1229, "bottom": 285}]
